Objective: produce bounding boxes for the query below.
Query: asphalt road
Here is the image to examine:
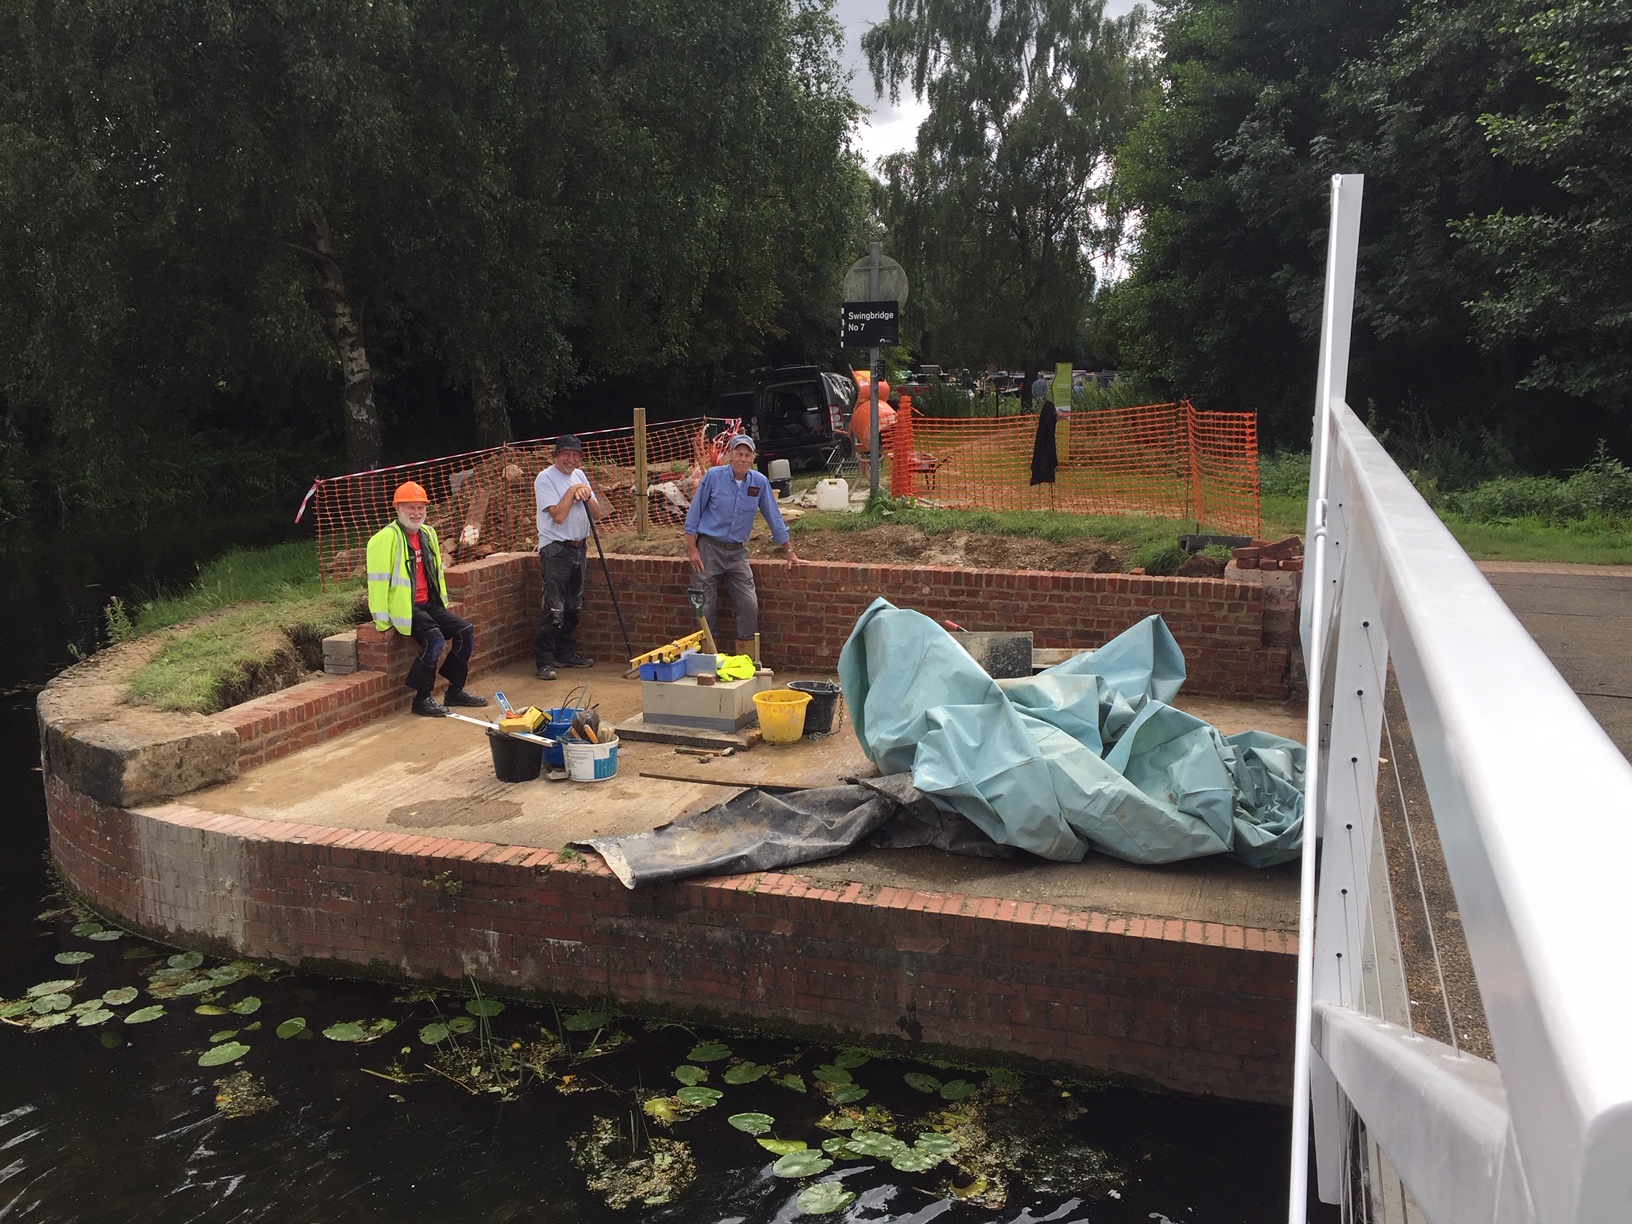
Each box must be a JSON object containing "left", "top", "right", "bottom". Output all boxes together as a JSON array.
[{"left": 1481, "top": 563, "right": 1632, "bottom": 760}]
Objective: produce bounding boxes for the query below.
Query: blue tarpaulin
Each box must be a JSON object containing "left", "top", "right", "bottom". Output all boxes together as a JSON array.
[{"left": 837, "top": 599, "right": 1305, "bottom": 867}]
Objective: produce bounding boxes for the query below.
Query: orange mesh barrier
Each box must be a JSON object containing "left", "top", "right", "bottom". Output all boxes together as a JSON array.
[
  {"left": 885, "top": 400, "right": 1260, "bottom": 535},
  {"left": 311, "top": 417, "right": 739, "bottom": 583}
]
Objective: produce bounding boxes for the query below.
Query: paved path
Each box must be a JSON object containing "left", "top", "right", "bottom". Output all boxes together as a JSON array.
[{"left": 1480, "top": 562, "right": 1632, "bottom": 760}]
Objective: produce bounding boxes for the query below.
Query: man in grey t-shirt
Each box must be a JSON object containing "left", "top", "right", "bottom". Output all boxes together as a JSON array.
[{"left": 532, "top": 435, "right": 605, "bottom": 680}]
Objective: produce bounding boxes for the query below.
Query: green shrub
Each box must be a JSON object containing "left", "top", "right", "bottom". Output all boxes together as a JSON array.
[
  {"left": 1443, "top": 445, "right": 1632, "bottom": 525},
  {"left": 1131, "top": 540, "right": 1188, "bottom": 575},
  {"left": 1258, "top": 451, "right": 1311, "bottom": 499}
]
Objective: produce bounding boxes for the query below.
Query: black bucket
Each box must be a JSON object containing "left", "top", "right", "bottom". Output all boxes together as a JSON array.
[
  {"left": 488, "top": 729, "right": 543, "bottom": 782},
  {"left": 787, "top": 681, "right": 841, "bottom": 736}
]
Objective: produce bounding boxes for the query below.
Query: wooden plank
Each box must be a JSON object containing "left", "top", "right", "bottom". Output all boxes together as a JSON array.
[{"left": 636, "top": 770, "right": 817, "bottom": 791}]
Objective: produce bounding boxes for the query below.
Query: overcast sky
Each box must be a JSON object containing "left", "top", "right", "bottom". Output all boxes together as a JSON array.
[{"left": 838, "top": 0, "right": 1146, "bottom": 165}]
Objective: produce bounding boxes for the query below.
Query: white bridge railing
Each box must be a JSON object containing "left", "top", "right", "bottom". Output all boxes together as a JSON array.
[{"left": 1289, "top": 175, "right": 1632, "bottom": 1223}]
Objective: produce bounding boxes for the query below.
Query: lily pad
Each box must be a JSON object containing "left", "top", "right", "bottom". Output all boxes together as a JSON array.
[
  {"left": 447, "top": 1016, "right": 476, "bottom": 1035},
  {"left": 67, "top": 999, "right": 104, "bottom": 1016},
  {"left": 167, "top": 952, "right": 204, "bottom": 970},
  {"left": 198, "top": 1041, "right": 249, "bottom": 1067},
  {"left": 642, "top": 1096, "right": 683, "bottom": 1124},
  {"left": 28, "top": 1013, "right": 71, "bottom": 1031},
  {"left": 890, "top": 1147, "right": 944, "bottom": 1173},
  {"left": 776, "top": 1074, "right": 807, "bottom": 1093},
  {"left": 209, "top": 1029, "right": 240, "bottom": 1043},
  {"left": 229, "top": 996, "right": 262, "bottom": 1015},
  {"left": 75, "top": 1009, "right": 115, "bottom": 1027},
  {"left": 723, "top": 1061, "right": 769, "bottom": 1084},
  {"left": 126, "top": 1005, "right": 166, "bottom": 1024},
  {"left": 206, "top": 966, "right": 242, "bottom": 986},
  {"left": 27, "top": 979, "right": 75, "bottom": 997},
  {"left": 811, "top": 1064, "right": 851, "bottom": 1085},
  {"left": 987, "top": 1067, "right": 1022, "bottom": 1089},
  {"left": 727, "top": 1112, "right": 774, "bottom": 1135},
  {"left": 833, "top": 1048, "right": 870, "bottom": 1069},
  {"left": 102, "top": 987, "right": 139, "bottom": 1006},
  {"left": 368, "top": 1019, "right": 397, "bottom": 1037},
  {"left": 847, "top": 1131, "right": 907, "bottom": 1158},
  {"left": 820, "top": 1136, "right": 860, "bottom": 1158},
  {"left": 417, "top": 1022, "right": 449, "bottom": 1045},
  {"left": 71, "top": 921, "right": 104, "bottom": 936},
  {"left": 771, "top": 1149, "right": 832, "bottom": 1179},
  {"left": 172, "top": 979, "right": 214, "bottom": 997},
  {"left": 673, "top": 1065, "right": 709, "bottom": 1086},
  {"left": 939, "top": 1078, "right": 976, "bottom": 1100},
  {"left": 827, "top": 1084, "right": 868, "bottom": 1105},
  {"left": 323, "top": 1021, "right": 368, "bottom": 1042},
  {"left": 0, "top": 1000, "right": 34, "bottom": 1019},
  {"left": 561, "top": 1009, "right": 611, "bottom": 1031},
  {"left": 674, "top": 1085, "right": 722, "bottom": 1108},
  {"left": 99, "top": 1031, "right": 123, "bottom": 1048},
  {"left": 687, "top": 1041, "right": 731, "bottom": 1062},
  {"left": 54, "top": 951, "right": 94, "bottom": 965},
  {"left": 275, "top": 1017, "right": 307, "bottom": 1039},
  {"left": 914, "top": 1132, "right": 959, "bottom": 1155},
  {"left": 32, "top": 993, "right": 71, "bottom": 1014},
  {"left": 193, "top": 1005, "right": 227, "bottom": 1017},
  {"left": 148, "top": 967, "right": 197, "bottom": 985},
  {"left": 796, "top": 1182, "right": 857, "bottom": 1215},
  {"left": 464, "top": 998, "right": 504, "bottom": 1017},
  {"left": 903, "top": 1071, "right": 942, "bottom": 1093},
  {"left": 756, "top": 1138, "right": 805, "bottom": 1156},
  {"left": 88, "top": 930, "right": 124, "bottom": 942}
]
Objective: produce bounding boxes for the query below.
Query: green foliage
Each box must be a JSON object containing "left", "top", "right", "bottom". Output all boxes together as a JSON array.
[
  {"left": 1443, "top": 446, "right": 1632, "bottom": 525},
  {"left": 1257, "top": 452, "right": 1311, "bottom": 500},
  {"left": 798, "top": 500, "right": 1187, "bottom": 553},
  {"left": 1130, "top": 541, "right": 1188, "bottom": 576}
]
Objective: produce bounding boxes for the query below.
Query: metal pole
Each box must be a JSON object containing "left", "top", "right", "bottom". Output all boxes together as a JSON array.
[
  {"left": 633, "top": 406, "right": 649, "bottom": 535},
  {"left": 869, "top": 241, "right": 881, "bottom": 498},
  {"left": 586, "top": 513, "right": 635, "bottom": 663}
]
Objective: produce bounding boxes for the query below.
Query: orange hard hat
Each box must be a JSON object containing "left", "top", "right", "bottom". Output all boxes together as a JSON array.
[{"left": 392, "top": 481, "right": 430, "bottom": 505}]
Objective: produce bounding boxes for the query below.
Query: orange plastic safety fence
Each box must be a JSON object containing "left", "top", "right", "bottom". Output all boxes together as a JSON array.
[
  {"left": 312, "top": 417, "right": 737, "bottom": 584},
  {"left": 885, "top": 400, "right": 1259, "bottom": 536}
]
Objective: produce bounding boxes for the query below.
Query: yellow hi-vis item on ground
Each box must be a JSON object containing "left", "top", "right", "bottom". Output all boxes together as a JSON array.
[
  {"left": 499, "top": 706, "right": 546, "bottom": 734},
  {"left": 716, "top": 654, "right": 757, "bottom": 681}
]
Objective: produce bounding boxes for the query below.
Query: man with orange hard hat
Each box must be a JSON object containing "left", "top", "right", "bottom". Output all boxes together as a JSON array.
[{"left": 366, "top": 481, "right": 489, "bottom": 717}]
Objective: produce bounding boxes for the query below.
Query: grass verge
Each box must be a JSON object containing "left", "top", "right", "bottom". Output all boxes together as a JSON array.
[
  {"left": 1439, "top": 515, "right": 1632, "bottom": 565},
  {"left": 790, "top": 498, "right": 1235, "bottom": 552},
  {"left": 118, "top": 541, "right": 364, "bottom": 714}
]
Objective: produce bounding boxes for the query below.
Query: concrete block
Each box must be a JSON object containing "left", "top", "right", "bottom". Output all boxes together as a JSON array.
[
  {"left": 323, "top": 631, "right": 359, "bottom": 676},
  {"left": 641, "top": 673, "right": 771, "bottom": 731}
]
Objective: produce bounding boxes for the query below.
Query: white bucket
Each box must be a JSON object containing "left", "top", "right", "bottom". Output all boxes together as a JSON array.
[
  {"left": 563, "top": 736, "right": 619, "bottom": 782},
  {"left": 814, "top": 477, "right": 849, "bottom": 512}
]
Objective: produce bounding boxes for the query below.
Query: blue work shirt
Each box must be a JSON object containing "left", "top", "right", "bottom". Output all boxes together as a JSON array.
[{"left": 684, "top": 464, "right": 791, "bottom": 546}]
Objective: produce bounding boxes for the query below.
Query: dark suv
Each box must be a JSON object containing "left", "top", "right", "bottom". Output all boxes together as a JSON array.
[{"left": 717, "top": 365, "right": 856, "bottom": 474}]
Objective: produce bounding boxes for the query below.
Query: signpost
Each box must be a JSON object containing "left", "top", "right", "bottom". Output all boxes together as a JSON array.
[{"left": 841, "top": 244, "right": 909, "bottom": 495}]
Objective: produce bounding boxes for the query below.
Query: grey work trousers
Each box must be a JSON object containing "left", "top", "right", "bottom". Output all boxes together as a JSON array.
[{"left": 697, "top": 535, "right": 758, "bottom": 640}]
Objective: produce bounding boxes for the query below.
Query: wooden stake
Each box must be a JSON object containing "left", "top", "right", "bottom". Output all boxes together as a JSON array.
[{"left": 633, "top": 406, "right": 649, "bottom": 536}]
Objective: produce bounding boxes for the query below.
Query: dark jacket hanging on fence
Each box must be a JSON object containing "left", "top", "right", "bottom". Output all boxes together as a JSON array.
[{"left": 1029, "top": 401, "right": 1058, "bottom": 486}]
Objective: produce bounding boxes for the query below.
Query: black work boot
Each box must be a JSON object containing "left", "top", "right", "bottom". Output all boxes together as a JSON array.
[
  {"left": 536, "top": 662, "right": 558, "bottom": 681},
  {"left": 412, "top": 695, "right": 448, "bottom": 717},
  {"left": 444, "top": 689, "right": 488, "bottom": 708},
  {"left": 557, "top": 653, "right": 594, "bottom": 668}
]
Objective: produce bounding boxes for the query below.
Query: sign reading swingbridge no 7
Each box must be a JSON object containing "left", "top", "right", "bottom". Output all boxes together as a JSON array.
[{"left": 842, "top": 300, "right": 900, "bottom": 347}]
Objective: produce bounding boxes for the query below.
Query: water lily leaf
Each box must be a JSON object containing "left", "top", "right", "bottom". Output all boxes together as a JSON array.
[
  {"left": 172, "top": 979, "right": 214, "bottom": 997},
  {"left": 102, "top": 987, "right": 139, "bottom": 1006},
  {"left": 463, "top": 997, "right": 503, "bottom": 1017},
  {"left": 796, "top": 1183, "right": 857, "bottom": 1215},
  {"left": 75, "top": 1009, "right": 115, "bottom": 1027},
  {"left": 368, "top": 1019, "right": 397, "bottom": 1036},
  {"left": 812, "top": 1064, "right": 851, "bottom": 1085},
  {"left": 54, "top": 951, "right": 94, "bottom": 965},
  {"left": 167, "top": 952, "right": 204, "bottom": 970},
  {"left": 148, "top": 967, "right": 197, "bottom": 984},
  {"left": 757, "top": 1138, "right": 807, "bottom": 1155},
  {"left": 890, "top": 1147, "right": 943, "bottom": 1173},
  {"left": 418, "top": 1022, "right": 449, "bottom": 1045},
  {"left": 0, "top": 1000, "right": 34, "bottom": 1019},
  {"left": 561, "top": 1009, "right": 611, "bottom": 1031},
  {"left": 687, "top": 1040, "right": 731, "bottom": 1062},
  {"left": 71, "top": 921, "right": 103, "bottom": 936},
  {"left": 727, "top": 1112, "right": 774, "bottom": 1134},
  {"left": 642, "top": 1095, "right": 683, "bottom": 1123},
  {"left": 229, "top": 996, "right": 262, "bottom": 1015},
  {"left": 206, "top": 966, "right": 242, "bottom": 986},
  {"left": 914, "top": 1132, "right": 959, "bottom": 1155},
  {"left": 820, "top": 1136, "right": 861, "bottom": 1158},
  {"left": 88, "top": 930, "right": 124, "bottom": 942},
  {"left": 447, "top": 1016, "right": 476, "bottom": 1035},
  {"left": 673, "top": 1065, "right": 708, "bottom": 1086},
  {"left": 847, "top": 1131, "right": 907, "bottom": 1158},
  {"left": 323, "top": 1022, "right": 367, "bottom": 1042},
  {"left": 986, "top": 1067, "right": 1022, "bottom": 1089},
  {"left": 67, "top": 999, "right": 104, "bottom": 1015},
  {"left": 275, "top": 1018, "right": 307, "bottom": 1039},
  {"left": 776, "top": 1074, "right": 807, "bottom": 1093},
  {"left": 27, "top": 980, "right": 76, "bottom": 998},
  {"left": 198, "top": 1042, "right": 249, "bottom": 1067},
  {"left": 903, "top": 1071, "right": 942, "bottom": 1093},
  {"left": 99, "top": 1031, "right": 123, "bottom": 1048},
  {"left": 827, "top": 1084, "right": 868, "bottom": 1105},
  {"left": 33, "top": 993, "right": 71, "bottom": 1013},
  {"left": 771, "top": 1150, "right": 832, "bottom": 1178},
  {"left": 125, "top": 1005, "right": 165, "bottom": 1024},
  {"left": 195, "top": 1007, "right": 229, "bottom": 1018},
  {"left": 723, "top": 1061, "right": 769, "bottom": 1084},
  {"left": 675, "top": 1085, "right": 722, "bottom": 1108},
  {"left": 833, "top": 1048, "right": 870, "bottom": 1069},
  {"left": 28, "top": 1013, "right": 71, "bottom": 1031},
  {"left": 939, "top": 1079, "right": 976, "bottom": 1101},
  {"left": 210, "top": 1029, "right": 240, "bottom": 1043}
]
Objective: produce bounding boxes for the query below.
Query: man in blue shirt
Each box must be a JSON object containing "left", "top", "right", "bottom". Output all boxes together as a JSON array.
[{"left": 683, "top": 434, "right": 800, "bottom": 657}]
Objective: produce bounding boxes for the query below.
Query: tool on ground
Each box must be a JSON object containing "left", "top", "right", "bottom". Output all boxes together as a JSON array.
[
  {"left": 446, "top": 710, "right": 557, "bottom": 748},
  {"left": 638, "top": 769, "right": 815, "bottom": 791},
  {"left": 586, "top": 512, "right": 634, "bottom": 662},
  {"left": 675, "top": 746, "right": 735, "bottom": 758},
  {"left": 686, "top": 575, "right": 718, "bottom": 655}
]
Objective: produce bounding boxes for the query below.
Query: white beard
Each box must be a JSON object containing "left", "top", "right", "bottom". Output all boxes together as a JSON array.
[{"left": 396, "top": 511, "right": 425, "bottom": 532}]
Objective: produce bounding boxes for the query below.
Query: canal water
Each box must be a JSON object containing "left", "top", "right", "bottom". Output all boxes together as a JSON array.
[{"left": 0, "top": 522, "right": 1309, "bottom": 1222}]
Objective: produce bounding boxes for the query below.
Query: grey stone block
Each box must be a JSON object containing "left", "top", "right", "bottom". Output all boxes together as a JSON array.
[
  {"left": 41, "top": 705, "right": 239, "bottom": 807},
  {"left": 323, "top": 630, "right": 359, "bottom": 676}
]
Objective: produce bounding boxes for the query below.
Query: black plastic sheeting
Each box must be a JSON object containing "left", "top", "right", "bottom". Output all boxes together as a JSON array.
[{"left": 580, "top": 773, "right": 1016, "bottom": 889}]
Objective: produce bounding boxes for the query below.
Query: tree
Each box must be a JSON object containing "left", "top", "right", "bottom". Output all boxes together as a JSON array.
[{"left": 862, "top": 0, "right": 1151, "bottom": 373}]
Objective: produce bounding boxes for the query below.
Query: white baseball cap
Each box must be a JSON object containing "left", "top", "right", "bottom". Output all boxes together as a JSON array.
[{"left": 728, "top": 433, "right": 756, "bottom": 452}]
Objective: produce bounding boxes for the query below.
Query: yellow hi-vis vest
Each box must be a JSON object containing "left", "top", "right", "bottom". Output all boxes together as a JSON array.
[{"left": 366, "top": 522, "right": 447, "bottom": 635}]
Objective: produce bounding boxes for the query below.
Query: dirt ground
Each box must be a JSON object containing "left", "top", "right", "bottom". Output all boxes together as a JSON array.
[{"left": 603, "top": 522, "right": 1133, "bottom": 573}]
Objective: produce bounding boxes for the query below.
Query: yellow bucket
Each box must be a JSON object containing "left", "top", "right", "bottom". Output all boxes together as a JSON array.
[{"left": 753, "top": 689, "right": 812, "bottom": 744}]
